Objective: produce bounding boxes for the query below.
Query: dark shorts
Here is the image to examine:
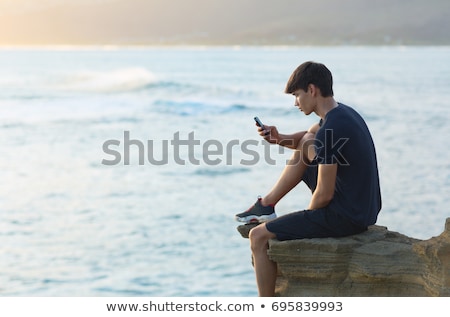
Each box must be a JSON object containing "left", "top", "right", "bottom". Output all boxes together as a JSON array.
[
  {"left": 265, "top": 207, "right": 367, "bottom": 241},
  {"left": 265, "top": 164, "right": 367, "bottom": 241}
]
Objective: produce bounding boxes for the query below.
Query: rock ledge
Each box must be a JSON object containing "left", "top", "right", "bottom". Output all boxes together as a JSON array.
[{"left": 237, "top": 218, "right": 450, "bottom": 296}]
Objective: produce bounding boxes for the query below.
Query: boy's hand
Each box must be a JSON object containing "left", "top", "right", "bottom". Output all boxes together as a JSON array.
[{"left": 257, "top": 124, "right": 279, "bottom": 144}]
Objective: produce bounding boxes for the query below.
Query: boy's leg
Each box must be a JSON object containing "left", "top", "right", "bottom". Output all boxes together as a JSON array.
[
  {"left": 261, "top": 131, "right": 316, "bottom": 206},
  {"left": 247, "top": 131, "right": 317, "bottom": 297},
  {"left": 246, "top": 122, "right": 364, "bottom": 297},
  {"left": 248, "top": 223, "right": 277, "bottom": 296},
  {"left": 235, "top": 131, "right": 316, "bottom": 223}
]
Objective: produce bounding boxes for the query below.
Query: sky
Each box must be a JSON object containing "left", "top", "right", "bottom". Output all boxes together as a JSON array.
[
  {"left": 0, "top": 0, "right": 448, "bottom": 45},
  {"left": 0, "top": 0, "right": 206, "bottom": 45},
  {"left": 0, "top": 0, "right": 109, "bottom": 12}
]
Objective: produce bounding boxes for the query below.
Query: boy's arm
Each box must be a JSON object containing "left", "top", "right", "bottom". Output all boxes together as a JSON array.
[
  {"left": 276, "top": 131, "right": 307, "bottom": 149},
  {"left": 308, "top": 163, "right": 337, "bottom": 210},
  {"left": 262, "top": 122, "right": 321, "bottom": 150}
]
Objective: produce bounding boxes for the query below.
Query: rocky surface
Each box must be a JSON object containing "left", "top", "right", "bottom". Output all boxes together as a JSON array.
[{"left": 237, "top": 218, "right": 450, "bottom": 296}]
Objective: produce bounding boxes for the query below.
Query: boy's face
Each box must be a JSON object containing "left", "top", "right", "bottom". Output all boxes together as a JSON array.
[{"left": 293, "top": 86, "right": 314, "bottom": 115}]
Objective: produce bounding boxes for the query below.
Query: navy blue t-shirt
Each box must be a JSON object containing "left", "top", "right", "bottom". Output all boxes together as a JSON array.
[{"left": 314, "top": 103, "right": 382, "bottom": 227}]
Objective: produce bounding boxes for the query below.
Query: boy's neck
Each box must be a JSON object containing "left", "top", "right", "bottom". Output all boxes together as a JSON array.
[{"left": 315, "top": 97, "right": 338, "bottom": 119}]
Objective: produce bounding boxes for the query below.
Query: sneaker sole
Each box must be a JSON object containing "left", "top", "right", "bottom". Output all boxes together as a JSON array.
[{"left": 234, "top": 213, "right": 277, "bottom": 224}]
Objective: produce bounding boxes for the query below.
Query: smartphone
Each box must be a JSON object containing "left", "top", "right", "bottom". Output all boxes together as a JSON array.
[{"left": 254, "top": 116, "right": 265, "bottom": 129}]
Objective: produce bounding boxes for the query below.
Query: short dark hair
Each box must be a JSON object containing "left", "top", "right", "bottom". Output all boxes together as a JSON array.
[{"left": 284, "top": 61, "right": 334, "bottom": 97}]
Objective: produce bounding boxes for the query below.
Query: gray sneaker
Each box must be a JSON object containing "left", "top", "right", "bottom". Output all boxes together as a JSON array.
[{"left": 235, "top": 197, "right": 276, "bottom": 223}]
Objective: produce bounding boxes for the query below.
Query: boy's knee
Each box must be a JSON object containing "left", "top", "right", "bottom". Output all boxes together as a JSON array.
[
  {"left": 248, "top": 226, "right": 261, "bottom": 245},
  {"left": 298, "top": 132, "right": 316, "bottom": 162},
  {"left": 249, "top": 224, "right": 273, "bottom": 252}
]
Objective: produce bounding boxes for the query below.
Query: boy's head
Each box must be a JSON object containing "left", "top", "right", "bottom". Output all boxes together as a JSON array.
[{"left": 285, "top": 61, "right": 334, "bottom": 97}]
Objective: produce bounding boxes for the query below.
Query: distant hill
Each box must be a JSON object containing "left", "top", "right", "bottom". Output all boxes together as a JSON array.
[{"left": 0, "top": 0, "right": 449, "bottom": 45}]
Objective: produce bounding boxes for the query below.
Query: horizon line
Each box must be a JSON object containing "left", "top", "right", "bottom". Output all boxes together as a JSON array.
[{"left": 1, "top": 43, "right": 449, "bottom": 51}]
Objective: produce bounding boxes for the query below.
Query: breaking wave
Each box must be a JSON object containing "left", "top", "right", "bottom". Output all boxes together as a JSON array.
[{"left": 59, "top": 67, "right": 158, "bottom": 93}]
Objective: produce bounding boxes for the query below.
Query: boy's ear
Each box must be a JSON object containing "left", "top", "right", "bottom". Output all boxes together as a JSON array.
[{"left": 309, "top": 84, "right": 321, "bottom": 97}]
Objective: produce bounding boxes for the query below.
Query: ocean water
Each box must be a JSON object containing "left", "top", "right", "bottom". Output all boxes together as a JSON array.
[{"left": 0, "top": 46, "right": 449, "bottom": 296}]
